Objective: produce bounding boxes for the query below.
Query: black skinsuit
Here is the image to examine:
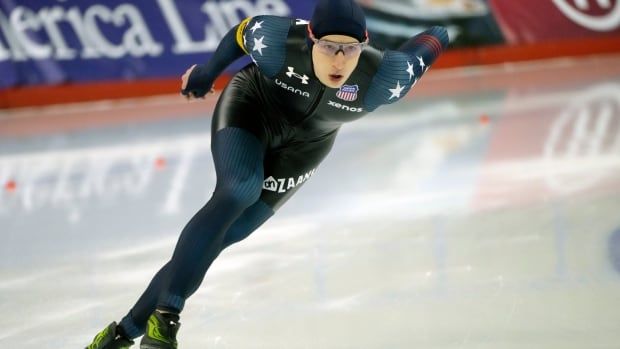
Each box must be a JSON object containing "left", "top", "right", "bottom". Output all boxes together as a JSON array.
[
  {"left": 117, "top": 16, "right": 449, "bottom": 338},
  {"left": 214, "top": 17, "right": 447, "bottom": 209}
]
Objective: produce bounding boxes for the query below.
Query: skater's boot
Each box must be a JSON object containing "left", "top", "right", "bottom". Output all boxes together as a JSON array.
[
  {"left": 85, "top": 322, "right": 134, "bottom": 349},
  {"left": 140, "top": 311, "right": 180, "bottom": 349}
]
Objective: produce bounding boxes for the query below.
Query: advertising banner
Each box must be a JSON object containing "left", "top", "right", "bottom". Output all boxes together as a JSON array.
[
  {"left": 488, "top": 0, "right": 620, "bottom": 44},
  {"left": 1, "top": 0, "right": 620, "bottom": 90},
  {"left": 0, "top": 0, "right": 314, "bottom": 88}
]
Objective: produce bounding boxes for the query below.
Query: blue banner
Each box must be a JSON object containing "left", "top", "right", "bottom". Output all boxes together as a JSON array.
[{"left": 0, "top": 0, "right": 315, "bottom": 88}]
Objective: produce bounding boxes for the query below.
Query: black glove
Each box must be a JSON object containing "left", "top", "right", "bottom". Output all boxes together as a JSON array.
[{"left": 181, "top": 64, "right": 214, "bottom": 98}]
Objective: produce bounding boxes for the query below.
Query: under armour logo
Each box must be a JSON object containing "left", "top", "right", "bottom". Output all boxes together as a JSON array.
[{"left": 286, "top": 66, "right": 309, "bottom": 85}]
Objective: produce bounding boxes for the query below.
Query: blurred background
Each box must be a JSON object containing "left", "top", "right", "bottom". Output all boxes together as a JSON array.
[{"left": 1, "top": 1, "right": 620, "bottom": 348}]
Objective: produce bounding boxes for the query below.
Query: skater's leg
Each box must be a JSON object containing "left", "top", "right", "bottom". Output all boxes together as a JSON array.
[
  {"left": 118, "top": 128, "right": 339, "bottom": 339},
  {"left": 117, "top": 199, "right": 274, "bottom": 338},
  {"left": 156, "top": 127, "right": 265, "bottom": 313},
  {"left": 116, "top": 262, "right": 170, "bottom": 339},
  {"left": 221, "top": 199, "right": 274, "bottom": 249}
]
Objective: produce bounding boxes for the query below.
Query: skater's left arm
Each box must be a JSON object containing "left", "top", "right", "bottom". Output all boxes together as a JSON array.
[
  {"left": 364, "top": 26, "right": 449, "bottom": 111},
  {"left": 397, "top": 26, "right": 449, "bottom": 68}
]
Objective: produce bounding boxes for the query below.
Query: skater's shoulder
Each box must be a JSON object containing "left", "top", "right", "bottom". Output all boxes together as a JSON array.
[
  {"left": 240, "top": 15, "right": 295, "bottom": 77},
  {"left": 240, "top": 15, "right": 295, "bottom": 43}
]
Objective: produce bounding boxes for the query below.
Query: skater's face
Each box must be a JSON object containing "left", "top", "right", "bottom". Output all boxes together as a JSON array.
[{"left": 311, "top": 34, "right": 364, "bottom": 89}]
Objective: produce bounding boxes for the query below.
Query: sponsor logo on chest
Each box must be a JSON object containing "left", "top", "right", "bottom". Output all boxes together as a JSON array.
[
  {"left": 286, "top": 66, "right": 310, "bottom": 84},
  {"left": 328, "top": 100, "right": 364, "bottom": 113},
  {"left": 275, "top": 78, "right": 310, "bottom": 98}
]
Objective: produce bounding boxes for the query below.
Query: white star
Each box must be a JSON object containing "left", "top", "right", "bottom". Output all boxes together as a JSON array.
[
  {"left": 388, "top": 81, "right": 405, "bottom": 100},
  {"left": 250, "top": 20, "right": 263, "bottom": 34},
  {"left": 417, "top": 56, "right": 425, "bottom": 69},
  {"left": 252, "top": 36, "right": 268, "bottom": 55},
  {"left": 406, "top": 61, "right": 415, "bottom": 80}
]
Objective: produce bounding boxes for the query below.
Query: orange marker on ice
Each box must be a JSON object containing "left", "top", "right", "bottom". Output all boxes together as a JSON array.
[{"left": 5, "top": 180, "right": 16, "bottom": 192}]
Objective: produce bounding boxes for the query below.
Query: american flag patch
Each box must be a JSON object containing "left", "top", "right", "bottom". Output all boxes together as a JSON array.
[{"left": 336, "top": 84, "right": 359, "bottom": 101}]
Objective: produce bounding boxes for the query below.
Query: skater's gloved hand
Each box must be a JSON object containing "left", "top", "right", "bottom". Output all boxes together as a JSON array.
[{"left": 181, "top": 64, "right": 215, "bottom": 100}]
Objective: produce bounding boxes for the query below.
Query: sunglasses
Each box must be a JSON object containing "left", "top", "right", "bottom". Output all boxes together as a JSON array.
[{"left": 308, "top": 26, "right": 368, "bottom": 57}]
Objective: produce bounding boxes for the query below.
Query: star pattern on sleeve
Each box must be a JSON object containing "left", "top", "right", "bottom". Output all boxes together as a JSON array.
[
  {"left": 406, "top": 61, "right": 415, "bottom": 81},
  {"left": 253, "top": 36, "right": 268, "bottom": 56},
  {"left": 388, "top": 81, "right": 405, "bottom": 100},
  {"left": 249, "top": 20, "right": 263, "bottom": 34},
  {"left": 416, "top": 56, "right": 425, "bottom": 69}
]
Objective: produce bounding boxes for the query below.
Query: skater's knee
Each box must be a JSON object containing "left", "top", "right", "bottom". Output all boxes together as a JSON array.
[{"left": 214, "top": 177, "right": 263, "bottom": 210}]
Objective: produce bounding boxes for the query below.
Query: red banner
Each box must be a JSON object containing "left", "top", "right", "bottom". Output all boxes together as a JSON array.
[{"left": 489, "top": 0, "right": 620, "bottom": 44}]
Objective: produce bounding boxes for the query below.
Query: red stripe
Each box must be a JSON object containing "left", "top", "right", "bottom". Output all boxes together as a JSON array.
[
  {"left": 414, "top": 35, "right": 442, "bottom": 57},
  {"left": 423, "top": 35, "right": 443, "bottom": 55},
  {"left": 418, "top": 36, "right": 442, "bottom": 57}
]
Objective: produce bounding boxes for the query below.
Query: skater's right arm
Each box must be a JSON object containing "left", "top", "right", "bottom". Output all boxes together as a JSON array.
[
  {"left": 182, "top": 15, "right": 291, "bottom": 99},
  {"left": 181, "top": 17, "right": 253, "bottom": 99}
]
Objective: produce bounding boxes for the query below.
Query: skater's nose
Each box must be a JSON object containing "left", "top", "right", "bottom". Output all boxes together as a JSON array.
[{"left": 332, "top": 52, "right": 346, "bottom": 70}]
